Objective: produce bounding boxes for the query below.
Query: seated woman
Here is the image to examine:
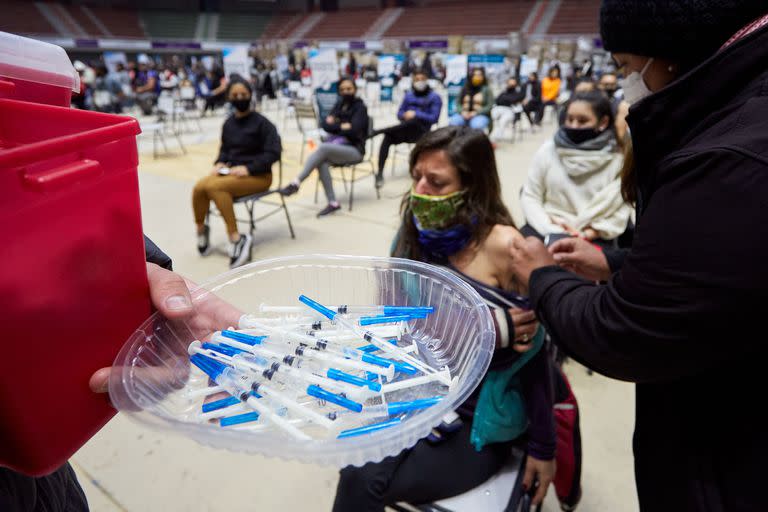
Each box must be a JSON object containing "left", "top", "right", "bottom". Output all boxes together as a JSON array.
[
  {"left": 448, "top": 67, "right": 493, "bottom": 130},
  {"left": 521, "top": 91, "right": 631, "bottom": 246},
  {"left": 280, "top": 77, "right": 369, "bottom": 217},
  {"left": 539, "top": 66, "right": 562, "bottom": 123},
  {"left": 373, "top": 68, "right": 442, "bottom": 188},
  {"left": 192, "top": 79, "right": 281, "bottom": 269},
  {"left": 333, "top": 126, "right": 556, "bottom": 511},
  {"left": 489, "top": 76, "right": 526, "bottom": 141}
]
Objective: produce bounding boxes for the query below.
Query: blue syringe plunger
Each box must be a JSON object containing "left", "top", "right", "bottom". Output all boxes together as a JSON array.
[
  {"left": 298, "top": 295, "right": 338, "bottom": 320},
  {"left": 220, "top": 330, "right": 267, "bottom": 346},
  {"left": 220, "top": 411, "right": 260, "bottom": 427}
]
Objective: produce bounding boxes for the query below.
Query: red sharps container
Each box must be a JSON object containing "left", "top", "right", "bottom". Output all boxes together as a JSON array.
[{"left": 0, "top": 31, "right": 152, "bottom": 475}]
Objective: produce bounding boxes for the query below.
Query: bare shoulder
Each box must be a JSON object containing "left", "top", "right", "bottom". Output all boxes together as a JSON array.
[{"left": 485, "top": 224, "right": 522, "bottom": 256}]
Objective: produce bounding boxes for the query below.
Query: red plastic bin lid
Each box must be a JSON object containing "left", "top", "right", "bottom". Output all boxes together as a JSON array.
[{"left": 0, "top": 31, "right": 80, "bottom": 94}]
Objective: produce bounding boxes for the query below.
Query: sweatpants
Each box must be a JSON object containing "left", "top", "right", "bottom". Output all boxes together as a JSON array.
[
  {"left": 192, "top": 173, "right": 273, "bottom": 236},
  {"left": 297, "top": 143, "right": 362, "bottom": 204}
]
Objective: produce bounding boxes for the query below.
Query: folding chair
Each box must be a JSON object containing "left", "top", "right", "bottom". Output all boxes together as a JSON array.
[
  {"left": 314, "top": 118, "right": 380, "bottom": 211},
  {"left": 139, "top": 121, "right": 185, "bottom": 159},
  {"left": 390, "top": 141, "right": 415, "bottom": 177},
  {"left": 205, "top": 160, "right": 296, "bottom": 240},
  {"left": 294, "top": 101, "right": 321, "bottom": 164},
  {"left": 388, "top": 446, "right": 541, "bottom": 512}
]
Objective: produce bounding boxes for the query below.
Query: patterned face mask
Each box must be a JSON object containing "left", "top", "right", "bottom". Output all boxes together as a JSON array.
[{"left": 409, "top": 188, "right": 466, "bottom": 230}]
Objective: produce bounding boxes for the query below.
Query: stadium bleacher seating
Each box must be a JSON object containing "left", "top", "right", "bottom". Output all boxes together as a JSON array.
[
  {"left": 1, "top": 0, "right": 602, "bottom": 42},
  {"left": 62, "top": 4, "right": 106, "bottom": 37},
  {"left": 547, "top": 0, "right": 601, "bottom": 34},
  {"left": 303, "top": 9, "right": 381, "bottom": 39},
  {"left": 384, "top": 1, "right": 536, "bottom": 38},
  {"left": 140, "top": 11, "right": 198, "bottom": 39},
  {"left": 87, "top": 6, "right": 146, "bottom": 38},
  {"left": 217, "top": 13, "right": 272, "bottom": 41},
  {"left": 1, "top": 1, "right": 56, "bottom": 36}
]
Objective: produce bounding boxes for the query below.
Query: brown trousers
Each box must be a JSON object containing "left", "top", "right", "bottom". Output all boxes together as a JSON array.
[{"left": 192, "top": 173, "right": 272, "bottom": 236}]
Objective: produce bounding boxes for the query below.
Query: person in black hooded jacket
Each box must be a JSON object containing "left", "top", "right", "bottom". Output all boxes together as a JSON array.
[
  {"left": 508, "top": 2, "right": 768, "bottom": 510},
  {"left": 280, "top": 77, "right": 369, "bottom": 216}
]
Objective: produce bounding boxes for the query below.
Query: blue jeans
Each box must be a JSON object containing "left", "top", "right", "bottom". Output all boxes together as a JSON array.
[{"left": 448, "top": 113, "right": 490, "bottom": 130}]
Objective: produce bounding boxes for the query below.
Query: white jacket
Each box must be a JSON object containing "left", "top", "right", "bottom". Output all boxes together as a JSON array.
[{"left": 521, "top": 139, "right": 631, "bottom": 240}]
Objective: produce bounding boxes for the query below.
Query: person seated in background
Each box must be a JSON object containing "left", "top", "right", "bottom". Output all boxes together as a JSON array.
[
  {"left": 520, "top": 91, "right": 631, "bottom": 245},
  {"left": 598, "top": 72, "right": 630, "bottom": 143},
  {"left": 448, "top": 67, "right": 493, "bottom": 130},
  {"left": 522, "top": 71, "right": 543, "bottom": 128},
  {"left": 333, "top": 127, "right": 556, "bottom": 511},
  {"left": 199, "top": 68, "right": 227, "bottom": 117},
  {"left": 538, "top": 67, "right": 562, "bottom": 124},
  {"left": 280, "top": 77, "right": 369, "bottom": 217},
  {"left": 158, "top": 66, "right": 179, "bottom": 95},
  {"left": 113, "top": 62, "right": 133, "bottom": 110},
  {"left": 489, "top": 76, "right": 526, "bottom": 141},
  {"left": 558, "top": 80, "right": 597, "bottom": 125},
  {"left": 372, "top": 68, "right": 442, "bottom": 188},
  {"left": 133, "top": 59, "right": 158, "bottom": 116},
  {"left": 93, "top": 64, "right": 124, "bottom": 113},
  {"left": 192, "top": 80, "right": 281, "bottom": 269}
]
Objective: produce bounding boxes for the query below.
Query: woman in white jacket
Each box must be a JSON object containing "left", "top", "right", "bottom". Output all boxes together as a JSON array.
[{"left": 521, "top": 91, "right": 630, "bottom": 245}]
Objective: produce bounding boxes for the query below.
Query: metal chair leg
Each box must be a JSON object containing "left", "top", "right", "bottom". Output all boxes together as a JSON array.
[
  {"left": 371, "top": 161, "right": 380, "bottom": 200},
  {"left": 247, "top": 200, "right": 256, "bottom": 234},
  {"left": 159, "top": 131, "right": 169, "bottom": 154},
  {"left": 280, "top": 195, "right": 296, "bottom": 239},
  {"left": 340, "top": 167, "right": 349, "bottom": 194},
  {"left": 349, "top": 166, "right": 355, "bottom": 211}
]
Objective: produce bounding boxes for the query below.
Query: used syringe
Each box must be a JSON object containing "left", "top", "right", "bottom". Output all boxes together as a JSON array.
[
  {"left": 190, "top": 354, "right": 311, "bottom": 440},
  {"left": 212, "top": 332, "right": 396, "bottom": 381},
  {"left": 298, "top": 295, "right": 451, "bottom": 385},
  {"left": 191, "top": 341, "right": 377, "bottom": 401},
  {"left": 259, "top": 304, "right": 434, "bottom": 316}
]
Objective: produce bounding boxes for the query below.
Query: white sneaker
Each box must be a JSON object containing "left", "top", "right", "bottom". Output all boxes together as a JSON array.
[{"left": 229, "top": 233, "right": 253, "bottom": 268}]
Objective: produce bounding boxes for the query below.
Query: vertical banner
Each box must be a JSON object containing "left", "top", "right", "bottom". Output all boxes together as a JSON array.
[
  {"left": 223, "top": 45, "right": 251, "bottom": 80},
  {"left": 444, "top": 54, "right": 468, "bottom": 116},
  {"left": 377, "top": 54, "right": 396, "bottom": 102},
  {"left": 519, "top": 55, "right": 540, "bottom": 78},
  {"left": 314, "top": 81, "right": 339, "bottom": 120},
  {"left": 103, "top": 51, "right": 127, "bottom": 72},
  {"left": 309, "top": 48, "right": 340, "bottom": 90}
]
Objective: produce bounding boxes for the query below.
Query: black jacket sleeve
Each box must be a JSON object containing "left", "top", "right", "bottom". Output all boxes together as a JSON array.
[
  {"left": 603, "top": 248, "right": 629, "bottom": 274},
  {"left": 529, "top": 150, "right": 768, "bottom": 383},
  {"left": 247, "top": 121, "right": 281, "bottom": 176},
  {"left": 145, "top": 236, "right": 172, "bottom": 270},
  {"left": 337, "top": 102, "right": 369, "bottom": 139},
  {"left": 321, "top": 101, "right": 343, "bottom": 133}
]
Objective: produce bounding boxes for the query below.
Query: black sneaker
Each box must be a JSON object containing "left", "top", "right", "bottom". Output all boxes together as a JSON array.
[
  {"left": 279, "top": 183, "right": 299, "bottom": 196},
  {"left": 317, "top": 203, "right": 341, "bottom": 217},
  {"left": 197, "top": 225, "right": 212, "bottom": 256},
  {"left": 229, "top": 233, "right": 253, "bottom": 269},
  {"left": 375, "top": 174, "right": 384, "bottom": 189}
]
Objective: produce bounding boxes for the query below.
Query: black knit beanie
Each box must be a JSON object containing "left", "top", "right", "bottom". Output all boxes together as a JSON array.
[{"left": 600, "top": 1, "right": 767, "bottom": 66}]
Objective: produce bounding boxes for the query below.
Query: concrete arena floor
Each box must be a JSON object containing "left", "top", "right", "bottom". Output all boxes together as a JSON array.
[{"left": 69, "top": 96, "right": 637, "bottom": 511}]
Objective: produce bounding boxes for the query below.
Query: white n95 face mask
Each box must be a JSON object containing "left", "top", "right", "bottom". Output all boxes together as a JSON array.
[{"left": 620, "top": 58, "right": 654, "bottom": 106}]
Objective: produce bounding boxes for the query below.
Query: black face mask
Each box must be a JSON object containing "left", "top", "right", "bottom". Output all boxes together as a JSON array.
[
  {"left": 603, "top": 87, "right": 617, "bottom": 96},
  {"left": 341, "top": 93, "right": 356, "bottom": 103},
  {"left": 563, "top": 127, "right": 602, "bottom": 145},
  {"left": 230, "top": 99, "right": 251, "bottom": 113}
]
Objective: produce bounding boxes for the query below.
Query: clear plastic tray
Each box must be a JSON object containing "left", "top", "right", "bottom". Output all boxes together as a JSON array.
[{"left": 109, "top": 255, "right": 495, "bottom": 467}]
